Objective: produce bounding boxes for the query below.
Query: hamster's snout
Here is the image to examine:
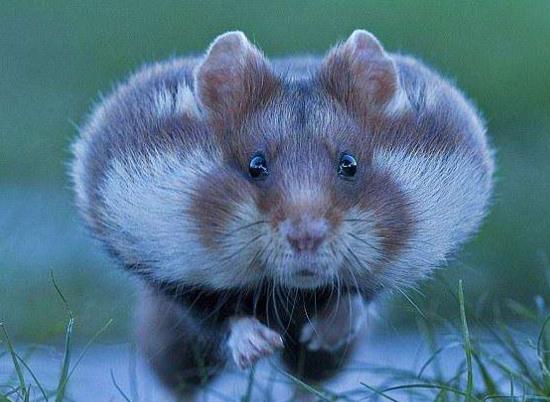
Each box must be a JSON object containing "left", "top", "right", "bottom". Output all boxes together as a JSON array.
[{"left": 280, "top": 216, "right": 328, "bottom": 253}]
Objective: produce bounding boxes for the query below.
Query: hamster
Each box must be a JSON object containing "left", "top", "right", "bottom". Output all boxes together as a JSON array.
[{"left": 71, "top": 30, "right": 494, "bottom": 394}]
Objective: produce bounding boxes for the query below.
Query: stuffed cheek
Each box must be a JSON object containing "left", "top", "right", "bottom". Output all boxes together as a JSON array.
[
  {"left": 334, "top": 172, "right": 413, "bottom": 286},
  {"left": 358, "top": 172, "right": 413, "bottom": 270},
  {"left": 187, "top": 170, "right": 268, "bottom": 276}
]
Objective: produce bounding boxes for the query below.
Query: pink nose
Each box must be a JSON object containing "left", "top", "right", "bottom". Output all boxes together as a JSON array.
[{"left": 282, "top": 218, "right": 328, "bottom": 252}]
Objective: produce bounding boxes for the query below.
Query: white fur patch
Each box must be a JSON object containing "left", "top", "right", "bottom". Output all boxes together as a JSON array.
[
  {"left": 373, "top": 148, "right": 491, "bottom": 288},
  {"left": 175, "top": 84, "right": 200, "bottom": 117},
  {"left": 71, "top": 101, "right": 111, "bottom": 218},
  {"left": 384, "top": 86, "right": 411, "bottom": 117},
  {"left": 99, "top": 145, "right": 267, "bottom": 289},
  {"left": 153, "top": 83, "right": 200, "bottom": 119},
  {"left": 70, "top": 139, "right": 89, "bottom": 213}
]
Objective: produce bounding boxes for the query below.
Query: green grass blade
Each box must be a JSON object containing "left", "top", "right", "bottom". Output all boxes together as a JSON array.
[
  {"left": 483, "top": 355, "right": 535, "bottom": 392},
  {"left": 63, "top": 319, "right": 113, "bottom": 386},
  {"left": 15, "top": 353, "right": 49, "bottom": 402},
  {"left": 506, "top": 300, "right": 539, "bottom": 321},
  {"left": 1, "top": 387, "right": 20, "bottom": 399},
  {"left": 483, "top": 395, "right": 550, "bottom": 401},
  {"left": 55, "top": 316, "right": 74, "bottom": 402},
  {"left": 471, "top": 351, "right": 498, "bottom": 397},
  {"left": 458, "top": 280, "right": 475, "bottom": 402},
  {"left": 417, "top": 342, "right": 462, "bottom": 378},
  {"left": 0, "top": 323, "right": 27, "bottom": 401},
  {"left": 50, "top": 272, "right": 74, "bottom": 321},
  {"left": 495, "top": 323, "right": 541, "bottom": 391},
  {"left": 0, "top": 386, "right": 17, "bottom": 402},
  {"left": 110, "top": 370, "right": 131, "bottom": 402},
  {"left": 483, "top": 325, "right": 541, "bottom": 393},
  {"left": 360, "top": 382, "right": 401, "bottom": 402},
  {"left": 241, "top": 366, "right": 256, "bottom": 402},
  {"left": 270, "top": 363, "right": 333, "bottom": 402},
  {"left": 201, "top": 385, "right": 236, "bottom": 402},
  {"left": 23, "top": 385, "right": 30, "bottom": 402},
  {"left": 373, "top": 383, "right": 480, "bottom": 400},
  {"left": 536, "top": 314, "right": 550, "bottom": 381},
  {"left": 51, "top": 271, "right": 75, "bottom": 402},
  {"left": 416, "top": 318, "right": 447, "bottom": 383}
]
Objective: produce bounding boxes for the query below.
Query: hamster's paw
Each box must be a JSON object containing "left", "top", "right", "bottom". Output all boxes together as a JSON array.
[
  {"left": 227, "top": 316, "right": 284, "bottom": 369},
  {"left": 299, "top": 295, "right": 365, "bottom": 352}
]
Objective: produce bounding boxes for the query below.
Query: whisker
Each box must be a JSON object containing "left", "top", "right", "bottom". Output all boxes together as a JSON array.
[
  {"left": 226, "top": 220, "right": 269, "bottom": 236},
  {"left": 289, "top": 286, "right": 298, "bottom": 321},
  {"left": 342, "top": 218, "right": 371, "bottom": 223},
  {"left": 277, "top": 286, "right": 294, "bottom": 335},
  {"left": 343, "top": 261, "right": 362, "bottom": 296},
  {"left": 347, "top": 232, "right": 385, "bottom": 255},
  {"left": 346, "top": 245, "right": 370, "bottom": 274},
  {"left": 218, "top": 233, "right": 264, "bottom": 262},
  {"left": 303, "top": 297, "right": 314, "bottom": 334},
  {"left": 338, "top": 290, "right": 354, "bottom": 364},
  {"left": 265, "top": 279, "right": 272, "bottom": 329},
  {"left": 271, "top": 284, "right": 287, "bottom": 337},
  {"left": 327, "top": 274, "right": 339, "bottom": 324}
]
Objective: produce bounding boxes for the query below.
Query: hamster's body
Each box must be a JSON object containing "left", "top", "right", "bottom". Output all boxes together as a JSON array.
[{"left": 71, "top": 31, "right": 493, "bottom": 395}]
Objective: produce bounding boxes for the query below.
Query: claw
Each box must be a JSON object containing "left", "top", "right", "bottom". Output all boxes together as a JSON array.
[
  {"left": 227, "top": 316, "right": 284, "bottom": 369},
  {"left": 299, "top": 295, "right": 365, "bottom": 352}
]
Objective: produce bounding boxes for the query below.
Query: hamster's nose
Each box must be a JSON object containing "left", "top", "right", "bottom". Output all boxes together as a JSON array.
[{"left": 282, "top": 217, "right": 328, "bottom": 252}]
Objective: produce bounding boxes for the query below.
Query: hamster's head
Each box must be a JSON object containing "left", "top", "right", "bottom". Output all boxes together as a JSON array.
[
  {"left": 186, "top": 30, "right": 414, "bottom": 292},
  {"left": 94, "top": 30, "right": 491, "bottom": 295}
]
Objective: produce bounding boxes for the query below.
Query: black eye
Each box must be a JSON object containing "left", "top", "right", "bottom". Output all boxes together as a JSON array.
[
  {"left": 249, "top": 154, "right": 269, "bottom": 179},
  {"left": 338, "top": 153, "right": 357, "bottom": 178}
]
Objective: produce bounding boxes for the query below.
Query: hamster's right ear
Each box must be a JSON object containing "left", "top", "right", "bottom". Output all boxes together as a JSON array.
[
  {"left": 194, "top": 31, "right": 277, "bottom": 125},
  {"left": 319, "top": 30, "right": 407, "bottom": 121}
]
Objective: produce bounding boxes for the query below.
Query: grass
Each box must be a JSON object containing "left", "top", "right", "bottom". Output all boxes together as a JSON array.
[
  {"left": 2, "top": 277, "right": 550, "bottom": 401},
  {"left": 0, "top": 274, "right": 113, "bottom": 402}
]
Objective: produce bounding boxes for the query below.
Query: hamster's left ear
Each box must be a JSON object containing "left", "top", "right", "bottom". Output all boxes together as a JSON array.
[
  {"left": 319, "top": 30, "right": 405, "bottom": 119},
  {"left": 194, "top": 31, "right": 277, "bottom": 125}
]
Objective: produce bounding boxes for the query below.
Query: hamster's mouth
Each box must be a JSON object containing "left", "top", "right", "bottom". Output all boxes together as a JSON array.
[
  {"left": 295, "top": 269, "right": 317, "bottom": 277},
  {"left": 291, "top": 273, "right": 330, "bottom": 289},
  {"left": 284, "top": 254, "right": 332, "bottom": 288}
]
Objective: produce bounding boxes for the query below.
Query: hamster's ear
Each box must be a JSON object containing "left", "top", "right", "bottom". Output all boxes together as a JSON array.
[
  {"left": 320, "top": 30, "right": 405, "bottom": 119},
  {"left": 194, "top": 31, "right": 277, "bottom": 124}
]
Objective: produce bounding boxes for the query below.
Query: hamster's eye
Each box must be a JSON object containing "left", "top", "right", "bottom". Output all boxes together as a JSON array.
[
  {"left": 249, "top": 154, "right": 269, "bottom": 179},
  {"left": 338, "top": 153, "right": 357, "bottom": 178}
]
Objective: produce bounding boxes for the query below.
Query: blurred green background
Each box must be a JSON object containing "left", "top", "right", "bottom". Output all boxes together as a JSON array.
[{"left": 1, "top": 1, "right": 549, "bottom": 342}]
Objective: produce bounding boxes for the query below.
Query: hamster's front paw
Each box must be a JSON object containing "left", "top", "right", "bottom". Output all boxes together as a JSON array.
[
  {"left": 227, "top": 316, "right": 284, "bottom": 369},
  {"left": 299, "top": 294, "right": 366, "bottom": 352}
]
